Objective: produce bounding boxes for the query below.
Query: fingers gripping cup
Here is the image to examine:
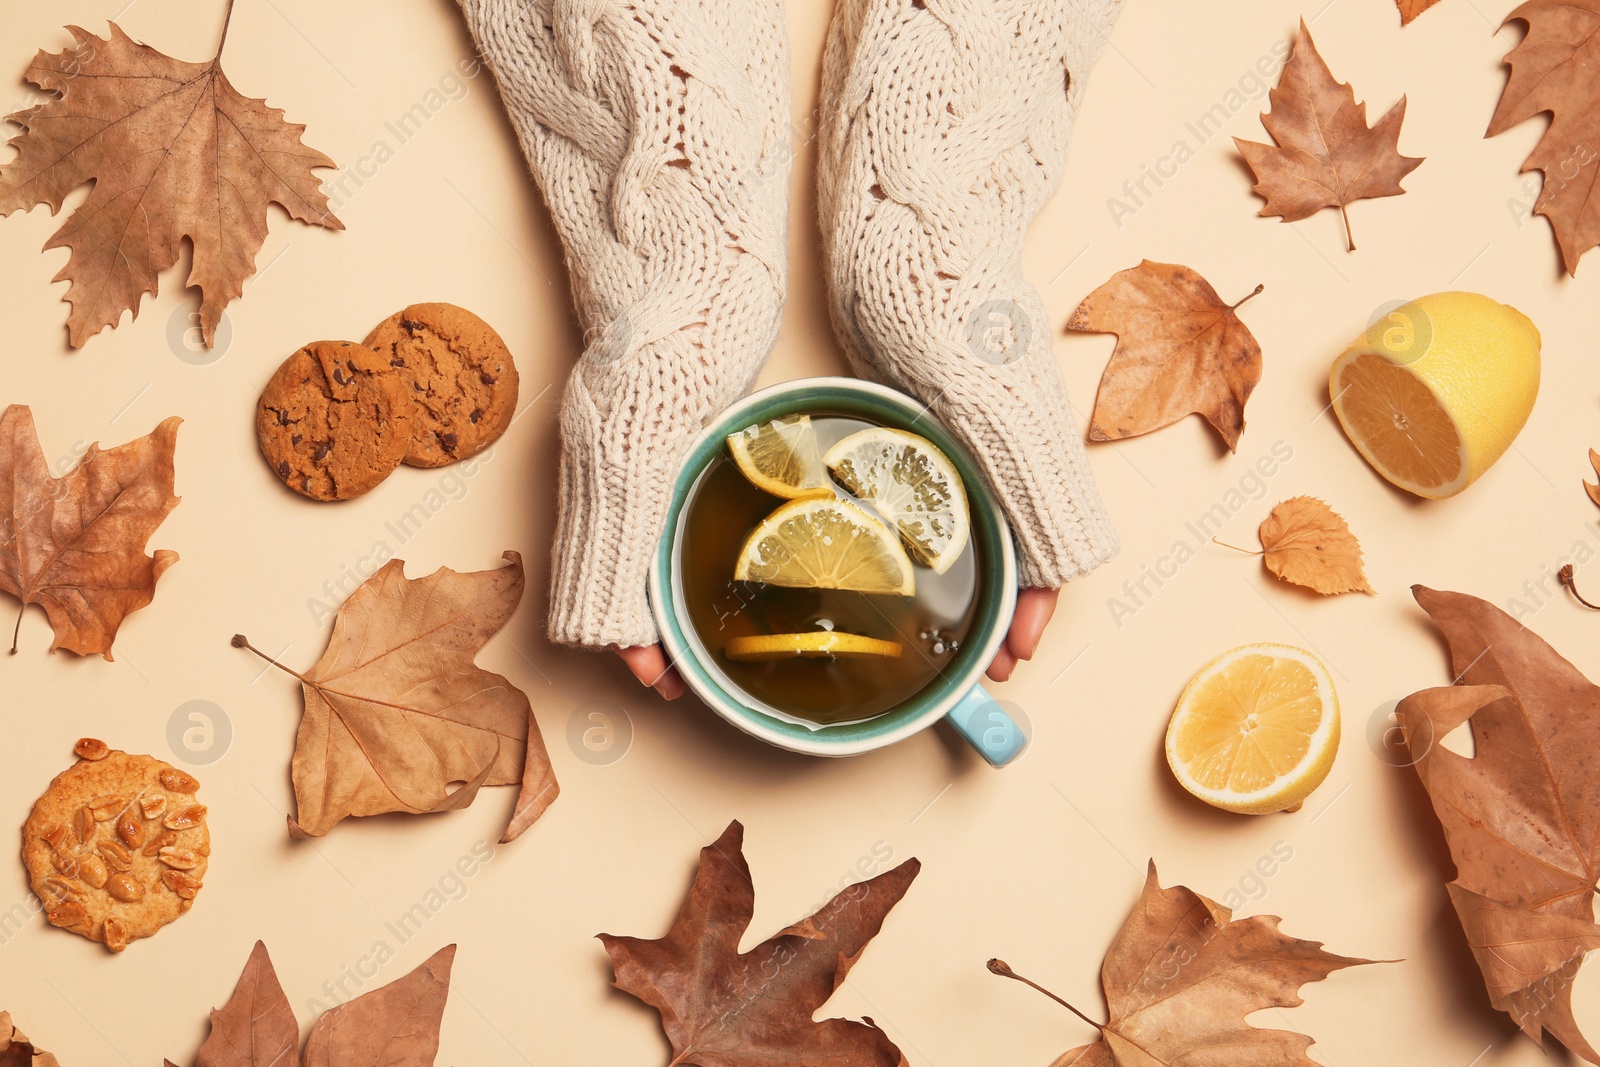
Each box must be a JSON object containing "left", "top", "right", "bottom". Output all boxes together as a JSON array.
[{"left": 650, "top": 378, "right": 1027, "bottom": 766}]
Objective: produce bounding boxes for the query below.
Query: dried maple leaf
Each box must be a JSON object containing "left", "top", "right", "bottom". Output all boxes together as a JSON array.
[
  {"left": 1397, "top": 0, "right": 1446, "bottom": 23},
  {"left": 1398, "top": 587, "right": 1600, "bottom": 1062},
  {"left": 0, "top": 1013, "right": 60, "bottom": 1067},
  {"left": 167, "top": 940, "right": 455, "bottom": 1067},
  {"left": 1488, "top": 1, "right": 1600, "bottom": 275},
  {"left": 600, "top": 820, "right": 919, "bottom": 1066},
  {"left": 0, "top": 405, "right": 179, "bottom": 658},
  {"left": 1257, "top": 496, "right": 1373, "bottom": 595},
  {"left": 0, "top": 16, "right": 341, "bottom": 348},
  {"left": 1067, "top": 260, "right": 1263, "bottom": 452},
  {"left": 1234, "top": 20, "right": 1424, "bottom": 251},
  {"left": 990, "top": 862, "right": 1375, "bottom": 1066},
  {"left": 233, "top": 551, "right": 557, "bottom": 843}
]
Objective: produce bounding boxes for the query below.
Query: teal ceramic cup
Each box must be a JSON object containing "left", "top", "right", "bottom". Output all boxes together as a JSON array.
[{"left": 649, "top": 376, "right": 1028, "bottom": 766}]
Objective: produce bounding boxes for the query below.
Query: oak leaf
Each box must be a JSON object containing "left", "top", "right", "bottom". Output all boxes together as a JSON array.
[
  {"left": 0, "top": 405, "right": 180, "bottom": 658},
  {"left": 1489, "top": 1, "right": 1600, "bottom": 274},
  {"left": 0, "top": 1013, "right": 60, "bottom": 1067},
  {"left": 1258, "top": 496, "right": 1373, "bottom": 594},
  {"left": 600, "top": 820, "right": 919, "bottom": 1066},
  {"left": 167, "top": 940, "right": 455, "bottom": 1067},
  {"left": 234, "top": 552, "right": 557, "bottom": 843},
  {"left": 1067, "top": 260, "right": 1262, "bottom": 452},
  {"left": 1397, "top": 0, "right": 1446, "bottom": 23},
  {"left": 991, "top": 862, "right": 1374, "bottom": 1066},
  {"left": 0, "top": 20, "right": 342, "bottom": 348},
  {"left": 1235, "top": 20, "right": 1423, "bottom": 251},
  {"left": 1398, "top": 587, "right": 1600, "bottom": 1062}
]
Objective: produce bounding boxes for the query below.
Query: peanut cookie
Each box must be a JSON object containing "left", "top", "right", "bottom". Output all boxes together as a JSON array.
[
  {"left": 257, "top": 340, "right": 414, "bottom": 501},
  {"left": 364, "top": 303, "right": 519, "bottom": 467},
  {"left": 22, "top": 740, "right": 209, "bottom": 953}
]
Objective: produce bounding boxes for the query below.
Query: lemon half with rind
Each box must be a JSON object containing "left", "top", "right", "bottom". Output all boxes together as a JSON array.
[
  {"left": 1329, "top": 292, "right": 1540, "bottom": 499},
  {"left": 727, "top": 416, "right": 832, "bottom": 499},
  {"left": 1165, "top": 643, "right": 1339, "bottom": 815},
  {"left": 733, "top": 497, "right": 916, "bottom": 596},
  {"left": 823, "top": 427, "right": 970, "bottom": 573},
  {"left": 725, "top": 631, "right": 903, "bottom": 661}
]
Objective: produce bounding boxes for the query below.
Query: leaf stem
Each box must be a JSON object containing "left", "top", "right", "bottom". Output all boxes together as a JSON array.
[
  {"left": 10, "top": 605, "right": 22, "bottom": 655},
  {"left": 1340, "top": 204, "right": 1355, "bottom": 252},
  {"left": 231, "top": 633, "right": 309, "bottom": 681},
  {"left": 987, "top": 959, "right": 1104, "bottom": 1029},
  {"left": 1230, "top": 283, "right": 1265, "bottom": 311},
  {"left": 1559, "top": 564, "right": 1600, "bottom": 611},
  {"left": 214, "top": 0, "right": 238, "bottom": 62},
  {"left": 1211, "top": 537, "right": 1264, "bottom": 555}
]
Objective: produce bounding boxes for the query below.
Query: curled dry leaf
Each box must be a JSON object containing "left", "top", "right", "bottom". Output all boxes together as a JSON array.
[
  {"left": 1488, "top": 1, "right": 1600, "bottom": 275},
  {"left": 1398, "top": 587, "right": 1600, "bottom": 1062},
  {"left": 234, "top": 552, "right": 557, "bottom": 842},
  {"left": 989, "top": 862, "right": 1376, "bottom": 1066},
  {"left": 1397, "top": 0, "right": 1446, "bottom": 23},
  {"left": 600, "top": 820, "right": 919, "bottom": 1067},
  {"left": 1234, "top": 20, "right": 1423, "bottom": 251},
  {"left": 166, "top": 940, "right": 455, "bottom": 1067},
  {"left": 1067, "top": 260, "right": 1263, "bottom": 452},
  {"left": 1585, "top": 449, "right": 1600, "bottom": 509},
  {"left": 1257, "top": 496, "right": 1373, "bottom": 595},
  {"left": 0, "top": 405, "right": 180, "bottom": 658},
  {"left": 0, "top": 20, "right": 342, "bottom": 348},
  {"left": 0, "top": 1013, "right": 60, "bottom": 1067}
]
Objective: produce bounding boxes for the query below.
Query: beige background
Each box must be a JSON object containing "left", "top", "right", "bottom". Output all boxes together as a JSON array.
[{"left": 2, "top": 0, "right": 1597, "bottom": 1063}]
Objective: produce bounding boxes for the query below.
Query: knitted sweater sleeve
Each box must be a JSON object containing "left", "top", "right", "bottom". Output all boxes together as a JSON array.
[
  {"left": 456, "top": 0, "right": 792, "bottom": 648},
  {"left": 817, "top": 0, "right": 1122, "bottom": 588}
]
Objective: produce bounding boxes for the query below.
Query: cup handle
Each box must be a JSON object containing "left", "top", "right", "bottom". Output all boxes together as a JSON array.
[{"left": 944, "top": 685, "right": 1029, "bottom": 767}]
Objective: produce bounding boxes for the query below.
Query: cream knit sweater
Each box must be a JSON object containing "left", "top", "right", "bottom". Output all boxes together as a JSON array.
[{"left": 459, "top": 0, "right": 1120, "bottom": 649}]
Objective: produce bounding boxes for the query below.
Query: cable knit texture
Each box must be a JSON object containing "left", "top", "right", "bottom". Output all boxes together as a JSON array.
[
  {"left": 817, "top": 0, "right": 1122, "bottom": 587},
  {"left": 457, "top": 0, "right": 792, "bottom": 648}
]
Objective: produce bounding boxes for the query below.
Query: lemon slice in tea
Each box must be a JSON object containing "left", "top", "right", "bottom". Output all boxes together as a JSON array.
[
  {"left": 823, "top": 427, "right": 970, "bottom": 573},
  {"left": 727, "top": 415, "right": 832, "bottom": 499},
  {"left": 726, "top": 631, "right": 903, "bottom": 661},
  {"left": 734, "top": 497, "right": 915, "bottom": 596}
]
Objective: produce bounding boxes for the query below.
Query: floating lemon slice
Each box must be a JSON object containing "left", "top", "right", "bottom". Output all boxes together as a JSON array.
[
  {"left": 727, "top": 415, "right": 833, "bottom": 499},
  {"left": 1165, "top": 643, "right": 1339, "bottom": 815},
  {"left": 733, "top": 497, "right": 915, "bottom": 596},
  {"left": 1329, "top": 291, "right": 1540, "bottom": 499},
  {"left": 822, "top": 427, "right": 970, "bottom": 573},
  {"left": 725, "top": 631, "right": 903, "bottom": 661}
]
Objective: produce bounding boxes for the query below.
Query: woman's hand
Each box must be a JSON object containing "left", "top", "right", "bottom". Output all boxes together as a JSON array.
[{"left": 616, "top": 585, "right": 1059, "bottom": 697}]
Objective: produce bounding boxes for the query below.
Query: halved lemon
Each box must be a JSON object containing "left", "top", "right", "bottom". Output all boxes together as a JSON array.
[
  {"left": 1329, "top": 292, "right": 1540, "bottom": 499},
  {"left": 823, "top": 427, "right": 970, "bottom": 573},
  {"left": 726, "top": 631, "right": 903, "bottom": 661},
  {"left": 727, "top": 416, "right": 832, "bottom": 499},
  {"left": 1165, "top": 643, "right": 1339, "bottom": 815},
  {"left": 733, "top": 497, "right": 915, "bottom": 596}
]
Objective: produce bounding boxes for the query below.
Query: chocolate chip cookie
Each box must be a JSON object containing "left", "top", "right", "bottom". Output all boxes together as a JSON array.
[
  {"left": 257, "top": 340, "right": 415, "bottom": 501},
  {"left": 22, "top": 739, "right": 209, "bottom": 953},
  {"left": 364, "top": 303, "right": 519, "bottom": 467}
]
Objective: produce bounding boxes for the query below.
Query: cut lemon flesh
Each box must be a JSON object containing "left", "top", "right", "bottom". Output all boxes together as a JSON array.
[
  {"left": 727, "top": 416, "right": 832, "bottom": 499},
  {"left": 822, "top": 427, "right": 970, "bottom": 573},
  {"left": 726, "top": 631, "right": 902, "bottom": 661},
  {"left": 1332, "top": 353, "right": 1465, "bottom": 495},
  {"left": 1165, "top": 643, "right": 1339, "bottom": 815},
  {"left": 734, "top": 497, "right": 915, "bottom": 596}
]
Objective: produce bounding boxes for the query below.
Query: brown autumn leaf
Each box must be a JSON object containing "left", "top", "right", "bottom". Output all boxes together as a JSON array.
[
  {"left": 1490, "top": 1, "right": 1600, "bottom": 274},
  {"left": 1587, "top": 449, "right": 1600, "bottom": 509},
  {"left": 1397, "top": 0, "right": 1446, "bottom": 23},
  {"left": 1397, "top": 587, "right": 1600, "bottom": 1062},
  {"left": 1235, "top": 20, "right": 1424, "bottom": 251},
  {"left": 990, "top": 862, "right": 1375, "bottom": 1066},
  {"left": 1067, "top": 260, "right": 1263, "bottom": 452},
  {"left": 0, "top": 405, "right": 180, "bottom": 658},
  {"left": 600, "top": 820, "right": 919, "bottom": 1067},
  {"left": 0, "top": 1013, "right": 60, "bottom": 1067},
  {"left": 0, "top": 19, "right": 341, "bottom": 348},
  {"left": 233, "top": 551, "right": 557, "bottom": 843},
  {"left": 1257, "top": 496, "right": 1373, "bottom": 595},
  {"left": 166, "top": 940, "right": 455, "bottom": 1067}
]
